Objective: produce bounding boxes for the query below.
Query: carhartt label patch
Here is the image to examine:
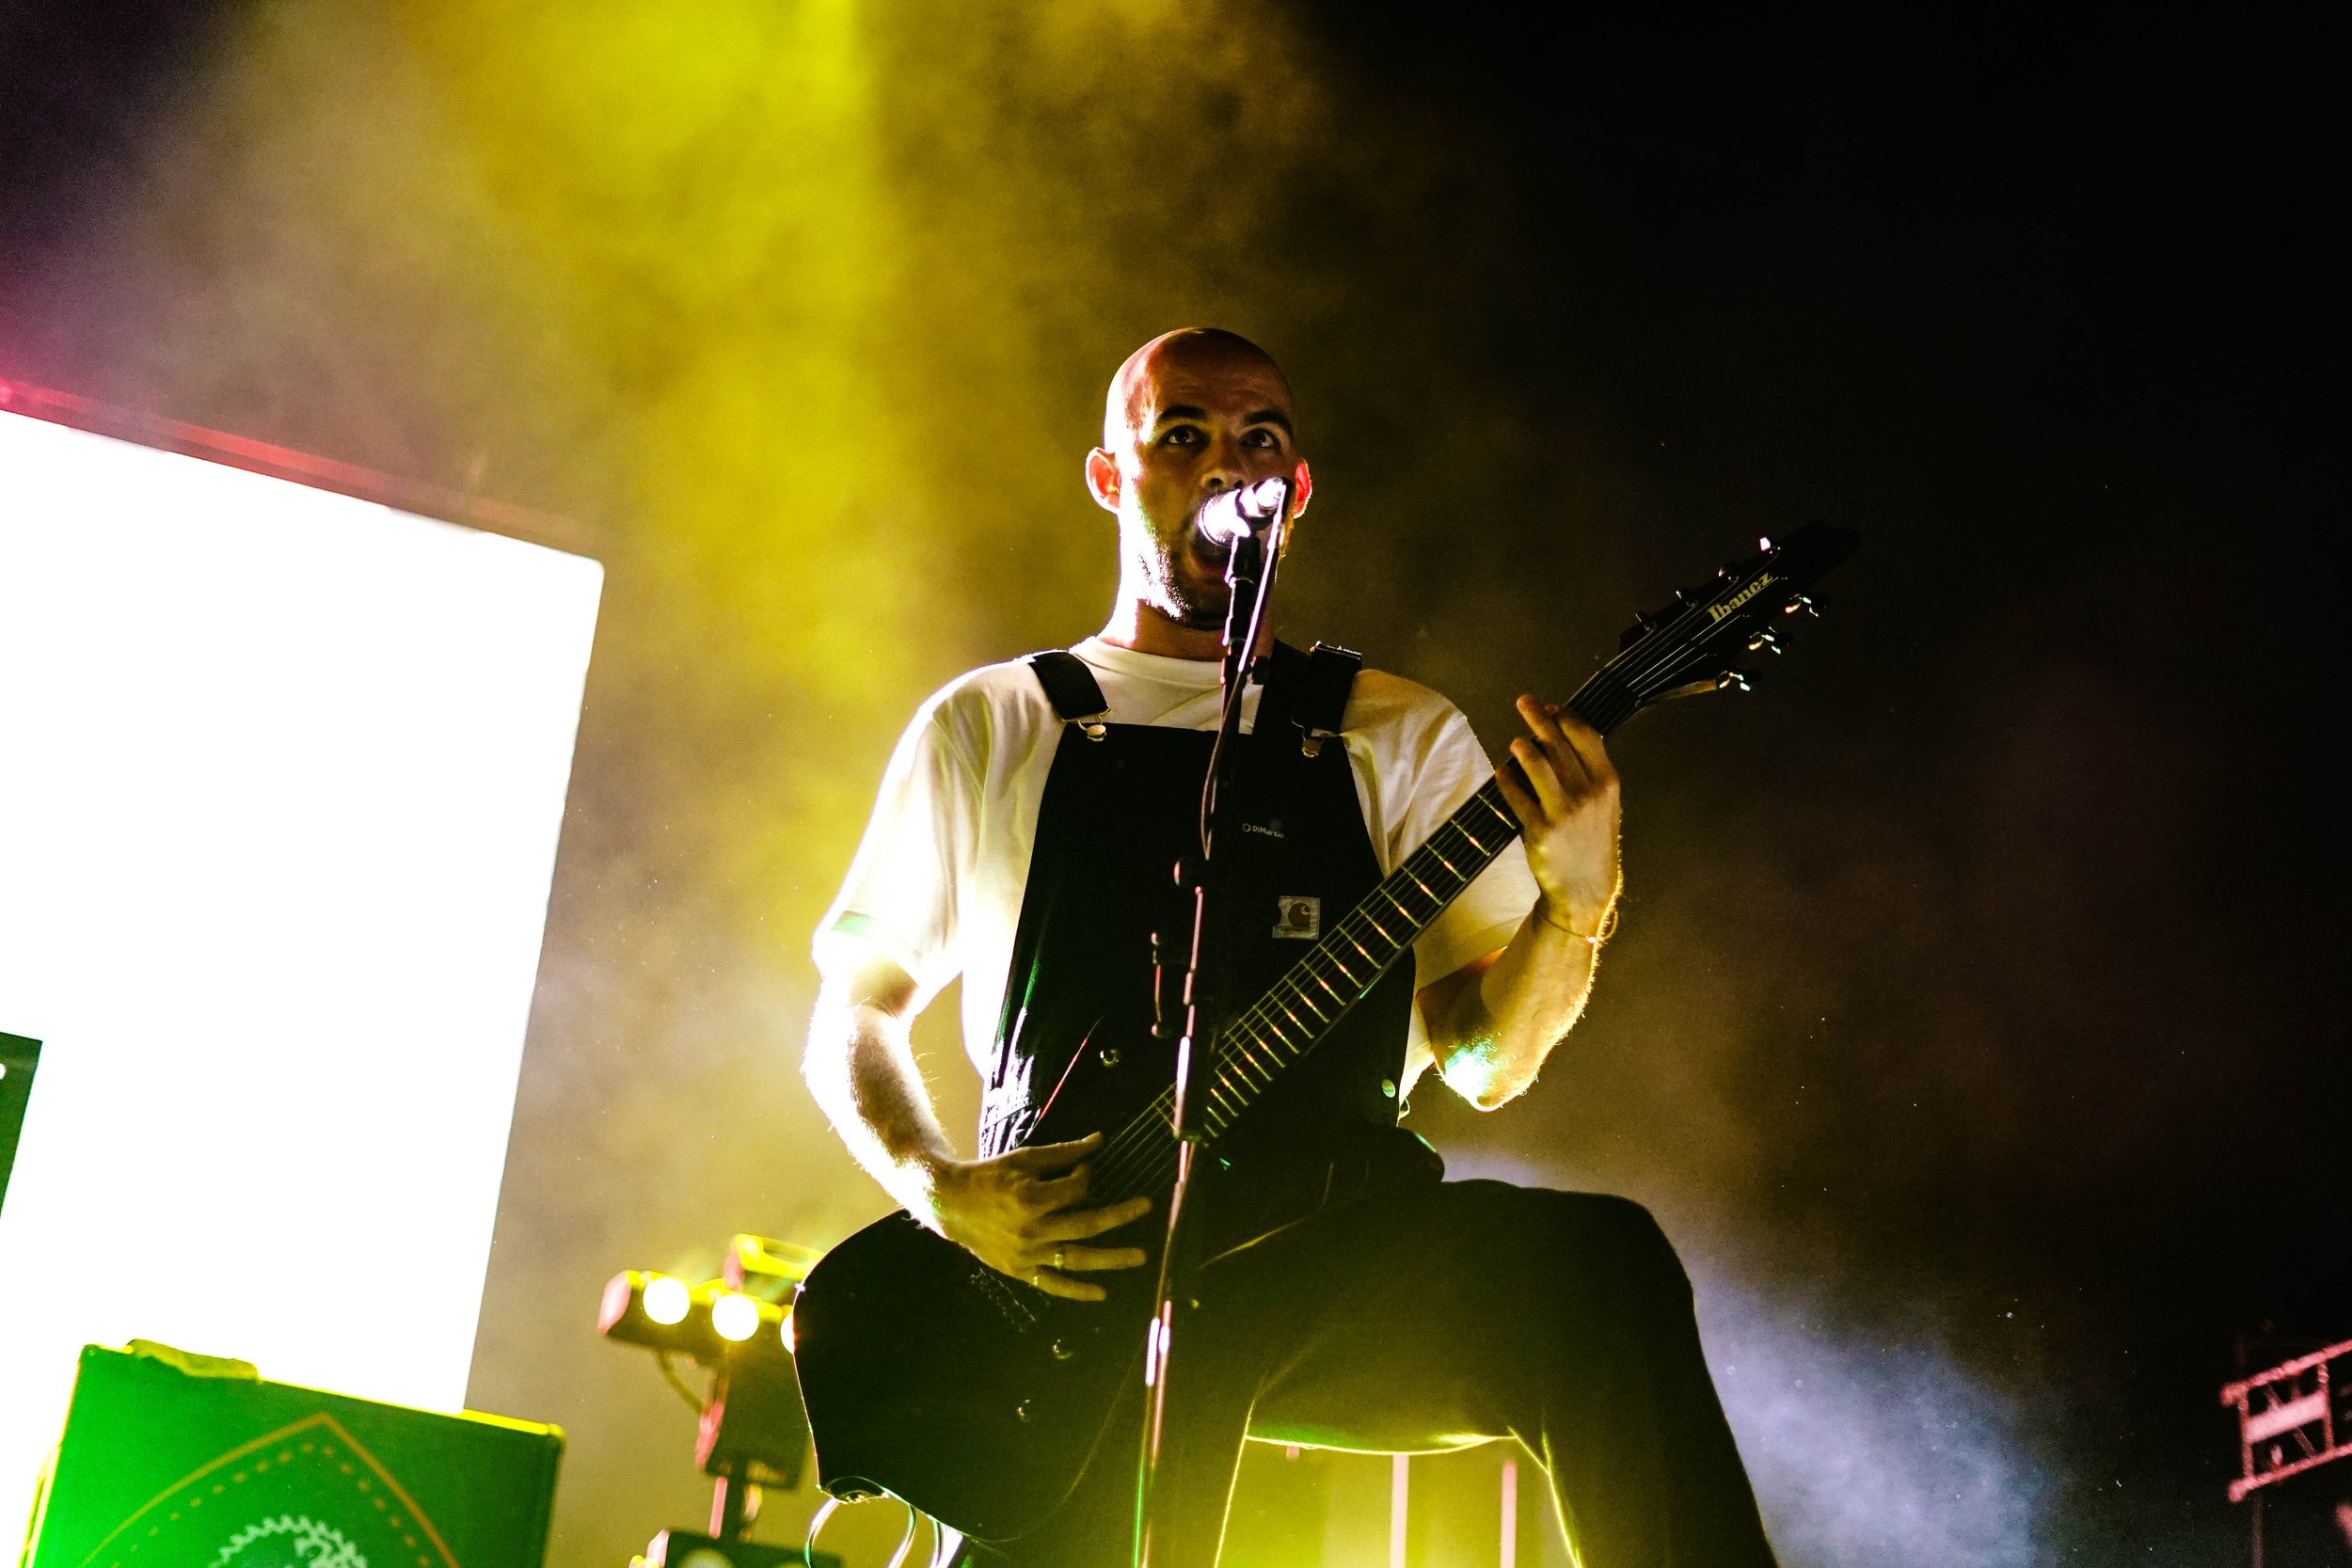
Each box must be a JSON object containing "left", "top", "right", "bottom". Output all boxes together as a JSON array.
[{"left": 1272, "top": 895, "right": 1321, "bottom": 940}]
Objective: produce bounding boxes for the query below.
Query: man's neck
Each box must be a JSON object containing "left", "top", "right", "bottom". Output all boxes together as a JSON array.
[{"left": 1096, "top": 598, "right": 1231, "bottom": 661}]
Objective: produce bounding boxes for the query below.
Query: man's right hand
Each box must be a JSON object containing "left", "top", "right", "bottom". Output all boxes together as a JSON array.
[{"left": 918, "top": 1132, "right": 1153, "bottom": 1303}]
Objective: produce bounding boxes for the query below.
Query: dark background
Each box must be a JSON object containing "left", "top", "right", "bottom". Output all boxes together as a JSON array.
[{"left": 3, "top": 4, "right": 2344, "bottom": 1562}]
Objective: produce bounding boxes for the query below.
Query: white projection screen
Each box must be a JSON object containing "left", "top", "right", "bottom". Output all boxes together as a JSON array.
[{"left": 0, "top": 393, "right": 602, "bottom": 1531}]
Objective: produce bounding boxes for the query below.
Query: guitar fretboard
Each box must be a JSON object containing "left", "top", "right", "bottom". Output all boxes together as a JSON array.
[
  {"left": 1194, "top": 774, "right": 1521, "bottom": 1137},
  {"left": 1092, "top": 664, "right": 1633, "bottom": 1199},
  {"left": 1030, "top": 525, "right": 1853, "bottom": 1226}
]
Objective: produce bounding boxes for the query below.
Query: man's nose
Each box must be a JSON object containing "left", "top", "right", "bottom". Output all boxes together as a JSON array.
[{"left": 1200, "top": 433, "right": 1250, "bottom": 490}]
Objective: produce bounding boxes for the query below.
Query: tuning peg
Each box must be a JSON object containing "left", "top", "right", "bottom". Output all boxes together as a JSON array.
[
  {"left": 1783, "top": 593, "right": 1825, "bottom": 618},
  {"left": 1719, "top": 668, "right": 1756, "bottom": 692},
  {"left": 1746, "top": 629, "right": 1783, "bottom": 654}
]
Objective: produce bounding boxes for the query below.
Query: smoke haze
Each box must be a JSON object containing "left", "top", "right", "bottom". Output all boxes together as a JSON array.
[{"left": 2, "top": 4, "right": 2342, "bottom": 1562}]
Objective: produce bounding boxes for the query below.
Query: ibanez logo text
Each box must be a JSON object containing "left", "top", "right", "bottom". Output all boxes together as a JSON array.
[{"left": 1708, "top": 572, "right": 1777, "bottom": 622}]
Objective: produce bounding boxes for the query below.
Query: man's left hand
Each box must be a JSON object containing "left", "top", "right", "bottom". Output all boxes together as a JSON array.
[{"left": 1495, "top": 695, "right": 1621, "bottom": 936}]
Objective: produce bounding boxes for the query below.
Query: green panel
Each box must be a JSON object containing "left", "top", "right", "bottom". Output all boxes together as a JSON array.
[
  {"left": 0, "top": 1032, "right": 38, "bottom": 1219},
  {"left": 24, "top": 1346, "right": 563, "bottom": 1568}
]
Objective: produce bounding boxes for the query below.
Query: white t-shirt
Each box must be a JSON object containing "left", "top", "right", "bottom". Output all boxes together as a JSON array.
[{"left": 817, "top": 638, "right": 1538, "bottom": 1088}]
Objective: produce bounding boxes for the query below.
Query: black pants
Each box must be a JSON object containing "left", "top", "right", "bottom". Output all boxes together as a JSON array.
[{"left": 959, "top": 1180, "right": 1778, "bottom": 1568}]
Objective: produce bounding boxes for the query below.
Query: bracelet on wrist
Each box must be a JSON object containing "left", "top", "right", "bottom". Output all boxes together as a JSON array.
[{"left": 1536, "top": 898, "right": 1617, "bottom": 943}]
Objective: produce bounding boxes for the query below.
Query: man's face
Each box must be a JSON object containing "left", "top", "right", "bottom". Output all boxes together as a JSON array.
[{"left": 1087, "top": 344, "right": 1310, "bottom": 630}]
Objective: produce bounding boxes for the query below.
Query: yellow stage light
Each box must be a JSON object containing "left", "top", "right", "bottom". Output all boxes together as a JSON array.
[
  {"left": 643, "top": 1275, "right": 691, "bottom": 1325},
  {"left": 710, "top": 1291, "right": 759, "bottom": 1342}
]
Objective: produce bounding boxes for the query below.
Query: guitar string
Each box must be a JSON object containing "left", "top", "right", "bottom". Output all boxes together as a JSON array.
[
  {"left": 1087, "top": 799, "right": 1519, "bottom": 1195},
  {"left": 1087, "top": 796, "right": 1522, "bottom": 1196},
  {"left": 1075, "top": 577, "right": 1798, "bottom": 1196},
  {"left": 1086, "top": 656, "right": 1665, "bottom": 1192},
  {"left": 1087, "top": 810, "right": 1502, "bottom": 1181}
]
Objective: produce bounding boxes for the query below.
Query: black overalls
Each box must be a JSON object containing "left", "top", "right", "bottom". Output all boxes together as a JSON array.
[
  {"left": 958, "top": 649, "right": 1782, "bottom": 1568},
  {"left": 977, "top": 643, "right": 1431, "bottom": 1210}
]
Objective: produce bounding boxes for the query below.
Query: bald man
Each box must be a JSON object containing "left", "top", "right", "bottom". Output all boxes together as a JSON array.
[{"left": 803, "top": 330, "right": 1775, "bottom": 1566}]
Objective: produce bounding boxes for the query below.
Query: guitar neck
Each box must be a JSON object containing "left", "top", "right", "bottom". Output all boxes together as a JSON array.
[
  {"left": 1184, "top": 662, "right": 1635, "bottom": 1144},
  {"left": 1085, "top": 526, "right": 1852, "bottom": 1196},
  {"left": 1091, "top": 764, "right": 1531, "bottom": 1197},
  {"left": 1189, "top": 772, "right": 1520, "bottom": 1138}
]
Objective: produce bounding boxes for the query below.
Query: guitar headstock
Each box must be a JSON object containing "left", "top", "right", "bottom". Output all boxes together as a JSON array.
[{"left": 1582, "top": 522, "right": 1858, "bottom": 735}]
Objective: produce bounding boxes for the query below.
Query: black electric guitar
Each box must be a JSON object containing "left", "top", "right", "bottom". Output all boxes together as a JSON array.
[{"left": 790, "top": 523, "right": 1859, "bottom": 1541}]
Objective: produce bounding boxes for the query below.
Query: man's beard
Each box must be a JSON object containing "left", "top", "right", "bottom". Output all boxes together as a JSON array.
[{"left": 1143, "top": 534, "right": 1230, "bottom": 630}]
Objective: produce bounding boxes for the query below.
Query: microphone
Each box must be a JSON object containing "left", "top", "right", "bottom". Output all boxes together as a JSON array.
[{"left": 1195, "top": 476, "right": 1292, "bottom": 548}]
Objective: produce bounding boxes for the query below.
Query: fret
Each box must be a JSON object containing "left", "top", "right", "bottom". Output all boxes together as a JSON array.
[
  {"left": 1279, "top": 991, "right": 1317, "bottom": 1043},
  {"left": 1432, "top": 817, "right": 1482, "bottom": 853},
  {"left": 1224, "top": 1030, "right": 1272, "bottom": 1080},
  {"left": 1289, "top": 968, "right": 1327, "bottom": 1020},
  {"left": 1453, "top": 820, "right": 1499, "bottom": 854}
]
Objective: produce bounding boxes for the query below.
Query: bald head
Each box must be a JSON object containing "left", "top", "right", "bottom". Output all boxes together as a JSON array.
[
  {"left": 1082, "top": 326, "right": 1313, "bottom": 652},
  {"left": 1103, "top": 328, "right": 1294, "bottom": 451}
]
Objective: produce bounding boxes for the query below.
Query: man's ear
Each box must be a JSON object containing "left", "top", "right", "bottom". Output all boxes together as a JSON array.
[
  {"left": 1085, "top": 447, "right": 1121, "bottom": 514},
  {"left": 1289, "top": 460, "right": 1314, "bottom": 521}
]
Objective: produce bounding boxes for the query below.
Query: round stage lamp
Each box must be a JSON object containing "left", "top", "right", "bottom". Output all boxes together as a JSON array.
[
  {"left": 643, "top": 1275, "right": 691, "bottom": 1325},
  {"left": 710, "top": 1291, "right": 760, "bottom": 1343}
]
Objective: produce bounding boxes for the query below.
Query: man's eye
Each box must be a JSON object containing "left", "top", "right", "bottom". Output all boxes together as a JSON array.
[
  {"left": 1243, "top": 430, "right": 1279, "bottom": 448},
  {"left": 1163, "top": 427, "right": 1200, "bottom": 447}
]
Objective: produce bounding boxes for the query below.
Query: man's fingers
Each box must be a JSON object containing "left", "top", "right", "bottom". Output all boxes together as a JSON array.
[
  {"left": 1025, "top": 1165, "right": 1093, "bottom": 1212},
  {"left": 1527, "top": 695, "right": 1614, "bottom": 785},
  {"left": 1494, "top": 760, "right": 1544, "bottom": 833},
  {"left": 1000, "top": 1132, "right": 1103, "bottom": 1173},
  {"left": 1023, "top": 1267, "right": 1107, "bottom": 1304},
  {"left": 1518, "top": 694, "right": 1597, "bottom": 786},
  {"left": 1509, "top": 736, "right": 1572, "bottom": 819},
  {"left": 1035, "top": 1195, "right": 1153, "bottom": 1242},
  {"left": 1050, "top": 1243, "right": 1150, "bottom": 1273}
]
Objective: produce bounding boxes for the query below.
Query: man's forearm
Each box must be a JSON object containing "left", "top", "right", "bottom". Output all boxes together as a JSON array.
[
  {"left": 1430, "top": 897, "right": 1605, "bottom": 1109},
  {"left": 802, "top": 982, "right": 956, "bottom": 1216}
]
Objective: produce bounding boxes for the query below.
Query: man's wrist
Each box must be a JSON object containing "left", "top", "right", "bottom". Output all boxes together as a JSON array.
[
  {"left": 1534, "top": 892, "right": 1615, "bottom": 942},
  {"left": 892, "top": 1147, "right": 961, "bottom": 1219}
]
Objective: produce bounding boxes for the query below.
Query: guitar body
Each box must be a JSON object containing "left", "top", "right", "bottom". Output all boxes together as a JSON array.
[
  {"left": 794, "top": 1028, "right": 1168, "bottom": 1541},
  {"left": 793, "top": 1209, "right": 1137, "bottom": 1541},
  {"left": 793, "top": 1033, "right": 1422, "bottom": 1542}
]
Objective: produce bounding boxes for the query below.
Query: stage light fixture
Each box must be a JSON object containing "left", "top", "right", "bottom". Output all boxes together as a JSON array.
[
  {"left": 598, "top": 1239, "right": 819, "bottom": 1549},
  {"left": 711, "top": 1291, "right": 760, "bottom": 1343},
  {"left": 600, "top": 1270, "right": 723, "bottom": 1361},
  {"left": 598, "top": 1268, "right": 791, "bottom": 1364},
  {"left": 644, "top": 1275, "right": 691, "bottom": 1325}
]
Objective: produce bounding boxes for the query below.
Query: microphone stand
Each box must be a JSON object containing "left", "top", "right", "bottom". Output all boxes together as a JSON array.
[{"left": 1134, "top": 481, "right": 1290, "bottom": 1567}]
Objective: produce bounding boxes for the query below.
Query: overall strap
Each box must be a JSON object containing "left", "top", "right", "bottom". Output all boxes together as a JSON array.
[
  {"left": 1261, "top": 641, "right": 1362, "bottom": 756},
  {"left": 1025, "top": 650, "right": 1110, "bottom": 741}
]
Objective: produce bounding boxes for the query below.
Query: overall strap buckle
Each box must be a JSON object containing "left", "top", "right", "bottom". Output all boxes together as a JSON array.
[
  {"left": 1278, "top": 641, "right": 1361, "bottom": 757},
  {"left": 1025, "top": 650, "right": 1111, "bottom": 741}
]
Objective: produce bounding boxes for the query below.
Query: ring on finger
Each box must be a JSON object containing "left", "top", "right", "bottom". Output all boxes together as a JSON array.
[{"left": 1053, "top": 1248, "right": 1066, "bottom": 1271}]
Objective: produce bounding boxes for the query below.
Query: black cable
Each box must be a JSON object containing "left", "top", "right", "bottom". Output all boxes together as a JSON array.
[{"left": 655, "top": 1351, "right": 706, "bottom": 1413}]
